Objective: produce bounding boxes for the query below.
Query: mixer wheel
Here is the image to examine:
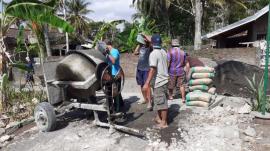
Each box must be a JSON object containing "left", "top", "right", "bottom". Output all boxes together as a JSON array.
[{"left": 34, "top": 102, "right": 56, "bottom": 132}]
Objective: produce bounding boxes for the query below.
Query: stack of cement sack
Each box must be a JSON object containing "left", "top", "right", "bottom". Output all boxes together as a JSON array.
[{"left": 186, "top": 67, "right": 216, "bottom": 107}]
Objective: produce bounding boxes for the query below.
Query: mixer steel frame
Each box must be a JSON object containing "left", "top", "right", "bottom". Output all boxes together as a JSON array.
[{"left": 34, "top": 50, "right": 144, "bottom": 136}]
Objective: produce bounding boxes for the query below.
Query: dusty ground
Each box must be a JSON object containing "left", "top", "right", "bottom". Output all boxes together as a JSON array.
[
  {"left": 186, "top": 48, "right": 257, "bottom": 65},
  {"left": 2, "top": 49, "right": 270, "bottom": 151},
  {"left": 1, "top": 78, "right": 270, "bottom": 151}
]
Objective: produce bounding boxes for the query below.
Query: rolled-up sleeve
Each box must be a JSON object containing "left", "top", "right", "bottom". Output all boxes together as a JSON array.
[
  {"left": 111, "top": 50, "right": 119, "bottom": 60},
  {"left": 149, "top": 51, "right": 158, "bottom": 67}
]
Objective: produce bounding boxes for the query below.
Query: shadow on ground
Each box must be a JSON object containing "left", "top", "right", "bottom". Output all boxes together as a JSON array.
[{"left": 41, "top": 94, "right": 181, "bottom": 144}]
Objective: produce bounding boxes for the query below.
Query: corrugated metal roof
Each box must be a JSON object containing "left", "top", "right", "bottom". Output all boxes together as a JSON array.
[{"left": 202, "top": 5, "right": 269, "bottom": 39}]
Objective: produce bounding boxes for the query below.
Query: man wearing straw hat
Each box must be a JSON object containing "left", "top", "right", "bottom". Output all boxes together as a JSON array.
[{"left": 167, "top": 39, "right": 187, "bottom": 103}]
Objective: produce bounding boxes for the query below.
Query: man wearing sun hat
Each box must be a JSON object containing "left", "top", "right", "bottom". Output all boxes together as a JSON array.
[
  {"left": 167, "top": 39, "right": 187, "bottom": 103},
  {"left": 143, "top": 34, "right": 169, "bottom": 129},
  {"left": 133, "top": 34, "right": 152, "bottom": 109}
]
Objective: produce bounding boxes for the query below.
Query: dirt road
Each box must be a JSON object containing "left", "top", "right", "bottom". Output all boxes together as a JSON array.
[{"left": 2, "top": 78, "right": 270, "bottom": 151}]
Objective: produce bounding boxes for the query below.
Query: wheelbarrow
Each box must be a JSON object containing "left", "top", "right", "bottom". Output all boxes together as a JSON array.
[{"left": 34, "top": 49, "right": 143, "bottom": 136}]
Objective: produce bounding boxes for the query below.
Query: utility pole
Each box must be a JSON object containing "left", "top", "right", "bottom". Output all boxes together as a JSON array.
[
  {"left": 262, "top": 4, "right": 270, "bottom": 115},
  {"left": 63, "top": 0, "right": 69, "bottom": 53}
]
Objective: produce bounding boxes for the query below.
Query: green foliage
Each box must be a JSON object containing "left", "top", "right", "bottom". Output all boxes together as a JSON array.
[
  {"left": 28, "top": 43, "right": 40, "bottom": 57},
  {"left": 246, "top": 0, "right": 269, "bottom": 11},
  {"left": 93, "top": 20, "right": 125, "bottom": 48},
  {"left": 5, "top": 0, "right": 75, "bottom": 64},
  {"left": 132, "top": 0, "right": 265, "bottom": 46},
  {"left": 1, "top": 74, "right": 9, "bottom": 92},
  {"left": 66, "top": 0, "right": 93, "bottom": 37},
  {"left": 0, "top": 14, "right": 17, "bottom": 37},
  {"left": 136, "top": 17, "right": 158, "bottom": 34},
  {"left": 4, "top": 87, "right": 46, "bottom": 121},
  {"left": 116, "top": 17, "right": 158, "bottom": 53},
  {"left": 6, "top": 1, "right": 74, "bottom": 33},
  {"left": 10, "top": 63, "right": 29, "bottom": 72},
  {"left": 245, "top": 74, "right": 269, "bottom": 112},
  {"left": 15, "top": 25, "right": 27, "bottom": 53},
  {"left": 161, "top": 34, "right": 171, "bottom": 49}
]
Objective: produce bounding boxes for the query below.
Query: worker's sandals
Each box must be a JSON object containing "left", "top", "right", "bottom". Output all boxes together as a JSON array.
[
  {"left": 137, "top": 100, "right": 147, "bottom": 104},
  {"left": 147, "top": 102, "right": 153, "bottom": 111},
  {"left": 153, "top": 124, "right": 168, "bottom": 129}
]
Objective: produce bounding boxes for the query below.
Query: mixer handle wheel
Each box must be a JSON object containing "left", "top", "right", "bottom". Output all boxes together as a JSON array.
[{"left": 100, "top": 65, "right": 125, "bottom": 97}]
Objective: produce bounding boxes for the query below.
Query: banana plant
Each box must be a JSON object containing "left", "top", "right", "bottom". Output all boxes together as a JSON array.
[
  {"left": 5, "top": 0, "right": 74, "bottom": 66},
  {"left": 92, "top": 20, "right": 125, "bottom": 48},
  {"left": 125, "top": 17, "right": 158, "bottom": 53}
]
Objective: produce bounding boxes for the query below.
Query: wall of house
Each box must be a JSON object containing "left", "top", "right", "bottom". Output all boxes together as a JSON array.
[
  {"left": 253, "top": 13, "right": 268, "bottom": 40},
  {"left": 213, "top": 12, "right": 268, "bottom": 48}
]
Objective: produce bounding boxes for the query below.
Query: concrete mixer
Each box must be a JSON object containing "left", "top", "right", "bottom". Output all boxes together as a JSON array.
[{"left": 34, "top": 48, "right": 142, "bottom": 136}]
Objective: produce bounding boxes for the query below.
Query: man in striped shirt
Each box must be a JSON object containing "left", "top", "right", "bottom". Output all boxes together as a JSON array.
[{"left": 167, "top": 39, "right": 187, "bottom": 103}]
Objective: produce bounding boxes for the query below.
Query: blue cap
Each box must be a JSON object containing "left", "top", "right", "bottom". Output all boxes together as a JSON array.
[{"left": 151, "top": 34, "right": 162, "bottom": 48}]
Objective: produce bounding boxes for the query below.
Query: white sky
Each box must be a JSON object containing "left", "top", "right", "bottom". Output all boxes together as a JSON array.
[
  {"left": 1, "top": 0, "right": 137, "bottom": 24},
  {"left": 87, "top": 0, "right": 137, "bottom": 22}
]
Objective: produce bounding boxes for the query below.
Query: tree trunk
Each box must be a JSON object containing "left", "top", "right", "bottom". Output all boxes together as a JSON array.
[
  {"left": 166, "top": 10, "right": 172, "bottom": 37},
  {"left": 43, "top": 24, "right": 52, "bottom": 57},
  {"left": 194, "top": 0, "right": 202, "bottom": 51}
]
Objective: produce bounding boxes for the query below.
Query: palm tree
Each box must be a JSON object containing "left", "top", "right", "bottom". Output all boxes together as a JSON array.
[{"left": 66, "top": 0, "right": 93, "bottom": 38}]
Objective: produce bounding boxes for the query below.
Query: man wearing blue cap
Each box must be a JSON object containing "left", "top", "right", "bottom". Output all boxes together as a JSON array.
[{"left": 143, "top": 34, "right": 169, "bottom": 129}]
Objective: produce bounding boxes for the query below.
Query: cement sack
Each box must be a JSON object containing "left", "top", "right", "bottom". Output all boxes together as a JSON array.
[
  {"left": 191, "top": 67, "right": 214, "bottom": 73},
  {"left": 208, "top": 87, "right": 216, "bottom": 95},
  {"left": 189, "top": 78, "right": 213, "bottom": 86},
  {"left": 186, "top": 91, "right": 212, "bottom": 102},
  {"left": 186, "top": 101, "right": 209, "bottom": 107},
  {"left": 189, "top": 85, "right": 209, "bottom": 91},
  {"left": 192, "top": 73, "right": 215, "bottom": 79},
  {"left": 56, "top": 54, "right": 96, "bottom": 81}
]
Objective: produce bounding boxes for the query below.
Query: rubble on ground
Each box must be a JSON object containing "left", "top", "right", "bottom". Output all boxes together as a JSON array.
[
  {"left": 5, "top": 121, "right": 19, "bottom": 129},
  {"left": 0, "top": 128, "right": 5, "bottom": 136},
  {"left": 0, "top": 120, "right": 5, "bottom": 128},
  {"left": 244, "top": 126, "right": 256, "bottom": 137},
  {"left": 238, "top": 103, "right": 252, "bottom": 114},
  {"left": 0, "top": 135, "right": 13, "bottom": 143},
  {"left": 144, "top": 95, "right": 261, "bottom": 151}
]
